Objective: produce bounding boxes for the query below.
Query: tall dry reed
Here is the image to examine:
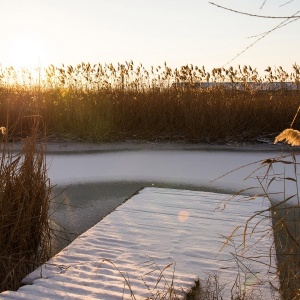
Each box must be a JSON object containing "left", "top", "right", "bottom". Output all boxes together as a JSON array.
[
  {"left": 0, "top": 120, "right": 51, "bottom": 292},
  {"left": 0, "top": 63, "right": 299, "bottom": 143}
]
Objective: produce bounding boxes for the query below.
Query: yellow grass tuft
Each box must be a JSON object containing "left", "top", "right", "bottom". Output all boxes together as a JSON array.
[
  {"left": 274, "top": 128, "right": 300, "bottom": 146},
  {"left": 0, "top": 126, "right": 6, "bottom": 135}
]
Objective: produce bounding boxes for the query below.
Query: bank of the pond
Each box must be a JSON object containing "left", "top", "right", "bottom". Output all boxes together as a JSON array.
[{"left": 9, "top": 140, "right": 297, "bottom": 154}]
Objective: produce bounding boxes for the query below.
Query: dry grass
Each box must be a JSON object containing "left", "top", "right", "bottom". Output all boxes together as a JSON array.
[
  {"left": 99, "top": 259, "right": 184, "bottom": 300},
  {"left": 0, "top": 119, "right": 52, "bottom": 292},
  {"left": 217, "top": 151, "right": 300, "bottom": 300},
  {"left": 273, "top": 128, "right": 300, "bottom": 299},
  {"left": 274, "top": 128, "right": 300, "bottom": 146},
  {"left": 0, "top": 63, "right": 299, "bottom": 143}
]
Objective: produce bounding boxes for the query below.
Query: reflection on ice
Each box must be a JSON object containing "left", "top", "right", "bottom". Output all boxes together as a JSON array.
[{"left": 178, "top": 209, "right": 190, "bottom": 223}]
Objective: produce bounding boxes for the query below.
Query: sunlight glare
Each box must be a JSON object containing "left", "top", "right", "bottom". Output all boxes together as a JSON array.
[
  {"left": 8, "top": 36, "right": 44, "bottom": 69},
  {"left": 178, "top": 210, "right": 190, "bottom": 223}
]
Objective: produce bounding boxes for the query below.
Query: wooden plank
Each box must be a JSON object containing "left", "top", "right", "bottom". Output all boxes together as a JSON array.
[{"left": 1, "top": 188, "right": 278, "bottom": 299}]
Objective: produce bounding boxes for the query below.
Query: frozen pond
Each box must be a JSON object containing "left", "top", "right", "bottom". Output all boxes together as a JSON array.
[
  {"left": 47, "top": 147, "right": 298, "bottom": 253},
  {"left": 48, "top": 149, "right": 283, "bottom": 188}
]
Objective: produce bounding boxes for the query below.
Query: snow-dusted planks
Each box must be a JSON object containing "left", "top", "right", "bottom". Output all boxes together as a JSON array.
[{"left": 1, "top": 188, "right": 278, "bottom": 299}]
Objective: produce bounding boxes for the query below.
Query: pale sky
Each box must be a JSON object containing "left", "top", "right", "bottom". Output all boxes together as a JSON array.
[{"left": 0, "top": 0, "right": 299, "bottom": 72}]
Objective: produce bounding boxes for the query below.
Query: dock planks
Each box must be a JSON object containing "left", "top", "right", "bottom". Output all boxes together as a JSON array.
[{"left": 1, "top": 188, "right": 279, "bottom": 299}]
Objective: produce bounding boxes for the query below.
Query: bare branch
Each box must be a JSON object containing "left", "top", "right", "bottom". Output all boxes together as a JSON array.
[
  {"left": 280, "top": 0, "right": 295, "bottom": 7},
  {"left": 209, "top": 2, "right": 300, "bottom": 19},
  {"left": 222, "top": 11, "right": 300, "bottom": 67},
  {"left": 246, "top": 17, "right": 299, "bottom": 39},
  {"left": 260, "top": 0, "right": 268, "bottom": 10}
]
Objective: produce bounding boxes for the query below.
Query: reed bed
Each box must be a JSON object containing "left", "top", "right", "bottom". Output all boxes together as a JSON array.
[
  {"left": 0, "top": 121, "right": 51, "bottom": 292},
  {"left": 0, "top": 62, "right": 299, "bottom": 143}
]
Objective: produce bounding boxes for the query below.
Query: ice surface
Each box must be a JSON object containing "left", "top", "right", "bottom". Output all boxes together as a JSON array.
[{"left": 47, "top": 149, "right": 299, "bottom": 204}]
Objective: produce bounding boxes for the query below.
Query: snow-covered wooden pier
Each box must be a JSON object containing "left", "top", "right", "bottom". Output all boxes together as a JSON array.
[{"left": 0, "top": 188, "right": 279, "bottom": 299}]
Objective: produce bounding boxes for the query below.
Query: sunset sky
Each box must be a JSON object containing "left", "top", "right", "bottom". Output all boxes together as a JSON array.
[{"left": 0, "top": 0, "right": 299, "bottom": 72}]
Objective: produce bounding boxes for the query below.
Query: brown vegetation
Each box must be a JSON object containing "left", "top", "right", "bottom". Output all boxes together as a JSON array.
[
  {"left": 0, "top": 121, "right": 51, "bottom": 292},
  {"left": 0, "top": 62, "right": 299, "bottom": 143}
]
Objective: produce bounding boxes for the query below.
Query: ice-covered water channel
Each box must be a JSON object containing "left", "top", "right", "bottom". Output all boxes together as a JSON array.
[
  {"left": 48, "top": 148, "right": 282, "bottom": 188},
  {"left": 46, "top": 146, "right": 298, "bottom": 254}
]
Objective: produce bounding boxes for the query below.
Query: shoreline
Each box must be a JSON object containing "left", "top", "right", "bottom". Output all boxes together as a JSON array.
[{"left": 8, "top": 140, "right": 298, "bottom": 154}]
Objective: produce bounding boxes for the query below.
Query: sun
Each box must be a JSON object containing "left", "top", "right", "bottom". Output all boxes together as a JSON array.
[{"left": 7, "top": 36, "right": 45, "bottom": 70}]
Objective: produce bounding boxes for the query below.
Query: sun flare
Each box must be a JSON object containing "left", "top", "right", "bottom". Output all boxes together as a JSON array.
[{"left": 8, "top": 36, "right": 44, "bottom": 70}]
